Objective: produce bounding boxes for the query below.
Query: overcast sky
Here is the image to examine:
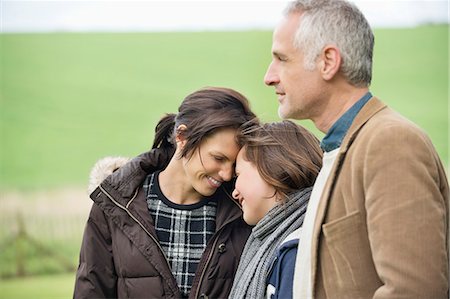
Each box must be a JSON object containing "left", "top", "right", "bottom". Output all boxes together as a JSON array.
[{"left": 1, "top": 0, "right": 448, "bottom": 33}]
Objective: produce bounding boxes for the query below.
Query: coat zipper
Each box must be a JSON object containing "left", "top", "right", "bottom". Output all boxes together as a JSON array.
[
  {"left": 194, "top": 231, "right": 220, "bottom": 299},
  {"left": 193, "top": 187, "right": 243, "bottom": 298},
  {"left": 98, "top": 185, "right": 173, "bottom": 272}
]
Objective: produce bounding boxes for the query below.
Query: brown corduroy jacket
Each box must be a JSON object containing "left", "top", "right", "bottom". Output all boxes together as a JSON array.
[{"left": 304, "top": 97, "right": 449, "bottom": 299}]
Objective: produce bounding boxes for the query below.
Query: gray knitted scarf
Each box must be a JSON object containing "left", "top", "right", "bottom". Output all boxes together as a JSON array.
[{"left": 228, "top": 187, "right": 312, "bottom": 299}]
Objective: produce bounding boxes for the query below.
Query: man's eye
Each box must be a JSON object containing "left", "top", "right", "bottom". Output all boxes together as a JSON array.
[{"left": 214, "top": 156, "right": 224, "bottom": 161}]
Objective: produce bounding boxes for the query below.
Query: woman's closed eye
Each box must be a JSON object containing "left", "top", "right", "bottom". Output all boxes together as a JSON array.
[{"left": 213, "top": 155, "right": 225, "bottom": 162}]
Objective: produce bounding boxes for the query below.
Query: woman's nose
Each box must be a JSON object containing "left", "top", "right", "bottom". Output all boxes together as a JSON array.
[{"left": 219, "top": 164, "right": 233, "bottom": 182}]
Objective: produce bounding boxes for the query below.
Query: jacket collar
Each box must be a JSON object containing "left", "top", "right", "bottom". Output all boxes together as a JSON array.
[
  {"left": 88, "top": 149, "right": 171, "bottom": 205},
  {"left": 339, "top": 97, "right": 386, "bottom": 154},
  {"left": 215, "top": 181, "right": 246, "bottom": 231},
  {"left": 310, "top": 97, "right": 387, "bottom": 295}
]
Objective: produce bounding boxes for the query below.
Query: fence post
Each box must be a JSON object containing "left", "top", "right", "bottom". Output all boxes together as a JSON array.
[{"left": 15, "top": 213, "right": 26, "bottom": 277}]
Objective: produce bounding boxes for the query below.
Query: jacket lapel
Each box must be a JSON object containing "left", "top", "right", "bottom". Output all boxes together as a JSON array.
[{"left": 310, "top": 97, "right": 387, "bottom": 295}]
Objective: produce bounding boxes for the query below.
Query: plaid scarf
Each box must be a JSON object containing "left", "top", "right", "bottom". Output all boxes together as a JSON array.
[
  {"left": 144, "top": 172, "right": 217, "bottom": 297},
  {"left": 228, "top": 187, "right": 312, "bottom": 299}
]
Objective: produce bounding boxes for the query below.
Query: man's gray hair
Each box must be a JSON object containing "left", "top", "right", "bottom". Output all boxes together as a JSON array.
[{"left": 284, "top": 0, "right": 374, "bottom": 87}]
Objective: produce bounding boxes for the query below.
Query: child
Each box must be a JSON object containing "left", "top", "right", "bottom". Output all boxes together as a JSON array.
[{"left": 229, "top": 120, "right": 322, "bottom": 299}]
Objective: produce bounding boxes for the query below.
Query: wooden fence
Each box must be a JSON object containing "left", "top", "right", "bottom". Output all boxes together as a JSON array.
[{"left": 0, "top": 188, "right": 91, "bottom": 278}]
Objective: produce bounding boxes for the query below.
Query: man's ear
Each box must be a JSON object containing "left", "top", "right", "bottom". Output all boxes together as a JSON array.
[
  {"left": 318, "top": 45, "right": 341, "bottom": 81},
  {"left": 175, "top": 124, "right": 188, "bottom": 147}
]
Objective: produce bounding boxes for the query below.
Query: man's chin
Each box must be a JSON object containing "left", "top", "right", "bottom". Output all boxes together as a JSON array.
[{"left": 278, "top": 106, "right": 291, "bottom": 119}]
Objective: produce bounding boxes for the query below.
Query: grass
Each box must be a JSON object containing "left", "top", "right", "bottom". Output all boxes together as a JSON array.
[
  {"left": 0, "top": 26, "right": 448, "bottom": 190},
  {"left": 0, "top": 236, "right": 80, "bottom": 278},
  {"left": 0, "top": 31, "right": 275, "bottom": 189},
  {"left": 0, "top": 273, "right": 75, "bottom": 299}
]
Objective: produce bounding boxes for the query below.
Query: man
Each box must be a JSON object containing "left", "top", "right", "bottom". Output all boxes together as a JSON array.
[{"left": 264, "top": 0, "right": 449, "bottom": 298}]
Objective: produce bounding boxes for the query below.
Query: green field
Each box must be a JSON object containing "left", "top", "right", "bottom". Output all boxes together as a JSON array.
[
  {"left": 1, "top": 26, "right": 448, "bottom": 189},
  {"left": 0, "top": 273, "right": 75, "bottom": 299}
]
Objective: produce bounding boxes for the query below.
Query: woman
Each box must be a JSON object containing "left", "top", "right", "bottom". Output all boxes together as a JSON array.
[
  {"left": 228, "top": 120, "right": 322, "bottom": 299},
  {"left": 74, "top": 87, "right": 257, "bottom": 299}
]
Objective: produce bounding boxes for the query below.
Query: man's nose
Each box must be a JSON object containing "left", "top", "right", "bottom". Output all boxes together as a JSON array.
[{"left": 264, "top": 62, "right": 279, "bottom": 86}]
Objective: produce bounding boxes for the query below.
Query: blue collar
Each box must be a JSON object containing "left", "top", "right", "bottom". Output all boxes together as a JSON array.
[{"left": 320, "top": 92, "right": 372, "bottom": 152}]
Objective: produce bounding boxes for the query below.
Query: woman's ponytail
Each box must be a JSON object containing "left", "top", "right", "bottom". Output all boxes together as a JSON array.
[{"left": 152, "top": 113, "right": 176, "bottom": 165}]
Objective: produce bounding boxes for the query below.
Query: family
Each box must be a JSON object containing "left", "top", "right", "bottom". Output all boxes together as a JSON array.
[{"left": 74, "top": 0, "right": 449, "bottom": 298}]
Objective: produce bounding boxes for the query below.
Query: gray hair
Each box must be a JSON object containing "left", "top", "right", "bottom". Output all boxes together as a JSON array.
[{"left": 284, "top": 0, "right": 374, "bottom": 87}]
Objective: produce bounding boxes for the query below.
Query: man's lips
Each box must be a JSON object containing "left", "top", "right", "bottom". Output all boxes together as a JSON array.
[{"left": 276, "top": 92, "right": 286, "bottom": 101}]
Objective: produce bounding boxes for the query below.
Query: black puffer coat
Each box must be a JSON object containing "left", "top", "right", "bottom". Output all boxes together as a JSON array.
[{"left": 74, "top": 150, "right": 252, "bottom": 299}]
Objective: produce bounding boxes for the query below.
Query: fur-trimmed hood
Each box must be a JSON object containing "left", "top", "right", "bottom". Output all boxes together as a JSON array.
[{"left": 88, "top": 156, "right": 130, "bottom": 194}]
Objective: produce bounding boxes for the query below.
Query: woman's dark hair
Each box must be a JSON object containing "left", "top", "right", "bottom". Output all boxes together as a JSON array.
[
  {"left": 237, "top": 120, "right": 323, "bottom": 200},
  {"left": 152, "top": 87, "right": 257, "bottom": 163}
]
